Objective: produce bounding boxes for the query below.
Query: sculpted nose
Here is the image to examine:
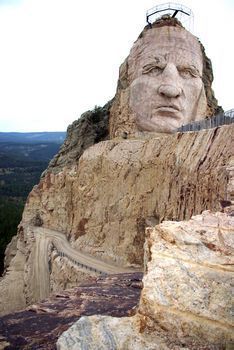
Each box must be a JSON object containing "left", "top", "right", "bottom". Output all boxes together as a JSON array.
[
  {"left": 158, "top": 84, "right": 182, "bottom": 98},
  {"left": 158, "top": 63, "right": 182, "bottom": 98}
]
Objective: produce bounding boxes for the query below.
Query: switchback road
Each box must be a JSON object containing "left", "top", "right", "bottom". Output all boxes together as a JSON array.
[{"left": 32, "top": 226, "right": 141, "bottom": 301}]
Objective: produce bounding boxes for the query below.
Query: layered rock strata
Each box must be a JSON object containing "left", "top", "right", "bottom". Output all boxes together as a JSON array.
[
  {"left": 57, "top": 210, "right": 234, "bottom": 349},
  {"left": 139, "top": 210, "right": 233, "bottom": 345},
  {"left": 0, "top": 125, "right": 232, "bottom": 314},
  {"left": 23, "top": 125, "right": 232, "bottom": 265}
]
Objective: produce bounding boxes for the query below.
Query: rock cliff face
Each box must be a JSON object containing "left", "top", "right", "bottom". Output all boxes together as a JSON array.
[
  {"left": 23, "top": 125, "right": 232, "bottom": 262},
  {"left": 1, "top": 125, "right": 232, "bottom": 315},
  {"left": 0, "top": 16, "right": 231, "bottom": 320},
  {"left": 44, "top": 101, "right": 112, "bottom": 175},
  {"left": 57, "top": 210, "right": 233, "bottom": 349}
]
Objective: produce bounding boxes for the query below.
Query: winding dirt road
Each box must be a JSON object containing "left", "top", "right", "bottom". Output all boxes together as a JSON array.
[{"left": 32, "top": 226, "right": 141, "bottom": 301}]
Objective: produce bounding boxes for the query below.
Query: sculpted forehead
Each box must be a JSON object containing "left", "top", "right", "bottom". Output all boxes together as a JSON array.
[{"left": 128, "top": 26, "right": 203, "bottom": 81}]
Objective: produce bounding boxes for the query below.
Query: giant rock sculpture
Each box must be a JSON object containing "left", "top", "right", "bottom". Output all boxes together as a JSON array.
[
  {"left": 0, "top": 16, "right": 232, "bottom": 330},
  {"left": 110, "top": 17, "right": 220, "bottom": 137}
]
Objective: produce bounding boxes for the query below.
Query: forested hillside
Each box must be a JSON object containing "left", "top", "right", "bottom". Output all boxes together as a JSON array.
[{"left": 0, "top": 133, "right": 66, "bottom": 274}]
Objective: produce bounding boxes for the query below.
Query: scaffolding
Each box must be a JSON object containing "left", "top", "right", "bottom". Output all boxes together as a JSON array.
[{"left": 146, "top": 3, "right": 194, "bottom": 32}]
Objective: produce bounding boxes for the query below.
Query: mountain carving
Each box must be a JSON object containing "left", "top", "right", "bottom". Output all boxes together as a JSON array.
[{"left": 0, "top": 15, "right": 233, "bottom": 350}]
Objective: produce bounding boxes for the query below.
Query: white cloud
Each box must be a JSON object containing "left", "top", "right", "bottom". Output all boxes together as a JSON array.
[{"left": 0, "top": 0, "right": 233, "bottom": 131}]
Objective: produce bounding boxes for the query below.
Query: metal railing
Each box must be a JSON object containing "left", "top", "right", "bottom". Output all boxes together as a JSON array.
[
  {"left": 146, "top": 2, "right": 193, "bottom": 30},
  {"left": 177, "top": 109, "right": 234, "bottom": 133},
  {"left": 147, "top": 2, "right": 192, "bottom": 18},
  {"left": 54, "top": 248, "right": 107, "bottom": 276}
]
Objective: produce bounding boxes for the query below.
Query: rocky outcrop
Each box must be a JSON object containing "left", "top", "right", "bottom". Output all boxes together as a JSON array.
[
  {"left": 43, "top": 101, "right": 112, "bottom": 176},
  {"left": 0, "top": 125, "right": 232, "bottom": 315},
  {"left": 2, "top": 210, "right": 232, "bottom": 349},
  {"left": 0, "top": 14, "right": 228, "bottom": 319},
  {"left": 57, "top": 210, "right": 233, "bottom": 349},
  {"left": 0, "top": 273, "right": 142, "bottom": 349},
  {"left": 58, "top": 315, "right": 161, "bottom": 350},
  {"left": 0, "top": 245, "right": 26, "bottom": 315},
  {"left": 139, "top": 210, "right": 233, "bottom": 345},
  {"left": 23, "top": 125, "right": 232, "bottom": 266}
]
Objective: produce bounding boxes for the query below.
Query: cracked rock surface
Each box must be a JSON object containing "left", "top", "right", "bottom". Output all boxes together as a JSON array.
[
  {"left": 0, "top": 273, "right": 142, "bottom": 350},
  {"left": 57, "top": 211, "right": 233, "bottom": 350}
]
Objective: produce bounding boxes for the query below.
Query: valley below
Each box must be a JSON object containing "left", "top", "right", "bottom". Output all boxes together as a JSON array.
[{"left": 0, "top": 132, "right": 66, "bottom": 274}]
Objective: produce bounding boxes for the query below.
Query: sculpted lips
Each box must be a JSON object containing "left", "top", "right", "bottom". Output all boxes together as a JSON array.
[
  {"left": 156, "top": 104, "right": 180, "bottom": 111},
  {"left": 154, "top": 104, "right": 182, "bottom": 118}
]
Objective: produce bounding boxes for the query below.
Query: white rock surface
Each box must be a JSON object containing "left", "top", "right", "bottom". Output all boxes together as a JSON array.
[{"left": 57, "top": 315, "right": 169, "bottom": 350}]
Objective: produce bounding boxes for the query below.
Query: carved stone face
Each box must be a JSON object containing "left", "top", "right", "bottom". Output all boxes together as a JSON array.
[{"left": 129, "top": 26, "right": 207, "bottom": 133}]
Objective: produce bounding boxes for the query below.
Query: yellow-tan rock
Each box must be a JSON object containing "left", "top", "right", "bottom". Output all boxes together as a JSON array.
[
  {"left": 23, "top": 126, "right": 232, "bottom": 266},
  {"left": 0, "top": 125, "right": 232, "bottom": 315},
  {"left": 57, "top": 210, "right": 234, "bottom": 349},
  {"left": 140, "top": 210, "right": 234, "bottom": 344}
]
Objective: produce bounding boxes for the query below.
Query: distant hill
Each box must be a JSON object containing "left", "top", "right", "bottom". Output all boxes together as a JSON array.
[
  {"left": 0, "top": 132, "right": 66, "bottom": 143},
  {"left": 0, "top": 142, "right": 62, "bottom": 164},
  {"left": 0, "top": 132, "right": 66, "bottom": 274}
]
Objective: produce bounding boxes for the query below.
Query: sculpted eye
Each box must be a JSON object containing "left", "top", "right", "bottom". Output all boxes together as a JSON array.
[
  {"left": 142, "top": 64, "right": 163, "bottom": 76},
  {"left": 178, "top": 66, "right": 200, "bottom": 79}
]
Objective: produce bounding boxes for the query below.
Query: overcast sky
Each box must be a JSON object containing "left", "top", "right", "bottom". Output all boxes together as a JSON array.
[{"left": 0, "top": 0, "right": 233, "bottom": 132}]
